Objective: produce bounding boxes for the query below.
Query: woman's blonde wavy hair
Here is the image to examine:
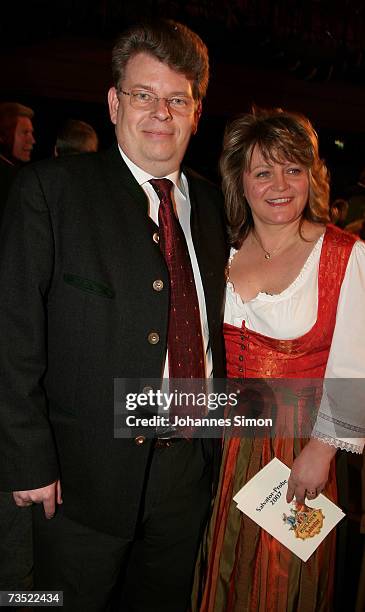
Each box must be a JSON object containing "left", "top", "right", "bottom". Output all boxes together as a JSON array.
[{"left": 220, "top": 108, "right": 330, "bottom": 247}]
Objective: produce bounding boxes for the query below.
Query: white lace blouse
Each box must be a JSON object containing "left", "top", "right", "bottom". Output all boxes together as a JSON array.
[{"left": 225, "top": 235, "right": 365, "bottom": 453}]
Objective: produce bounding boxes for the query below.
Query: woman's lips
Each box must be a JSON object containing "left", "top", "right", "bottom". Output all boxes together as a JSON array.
[{"left": 266, "top": 197, "right": 292, "bottom": 207}]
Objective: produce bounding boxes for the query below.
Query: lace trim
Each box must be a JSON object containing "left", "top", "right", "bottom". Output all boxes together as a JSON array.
[
  {"left": 311, "top": 430, "right": 363, "bottom": 454},
  {"left": 317, "top": 410, "right": 365, "bottom": 434},
  {"left": 225, "top": 248, "right": 237, "bottom": 285}
]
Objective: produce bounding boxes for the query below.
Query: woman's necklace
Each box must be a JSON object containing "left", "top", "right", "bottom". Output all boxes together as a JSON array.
[{"left": 252, "top": 229, "right": 292, "bottom": 260}]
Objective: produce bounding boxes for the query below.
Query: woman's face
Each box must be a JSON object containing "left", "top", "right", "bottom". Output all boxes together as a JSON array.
[{"left": 242, "top": 145, "right": 310, "bottom": 227}]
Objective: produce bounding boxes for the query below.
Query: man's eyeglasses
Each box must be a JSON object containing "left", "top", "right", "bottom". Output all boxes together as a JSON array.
[{"left": 118, "top": 90, "right": 196, "bottom": 116}]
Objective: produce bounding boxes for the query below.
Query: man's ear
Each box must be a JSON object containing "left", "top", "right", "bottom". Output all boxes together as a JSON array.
[
  {"left": 108, "top": 87, "right": 119, "bottom": 125},
  {"left": 192, "top": 101, "right": 202, "bottom": 135}
]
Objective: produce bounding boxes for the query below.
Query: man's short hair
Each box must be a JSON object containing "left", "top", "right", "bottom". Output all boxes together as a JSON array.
[
  {"left": 0, "top": 102, "right": 34, "bottom": 144},
  {"left": 112, "top": 19, "right": 209, "bottom": 101},
  {"left": 55, "top": 119, "right": 98, "bottom": 157}
]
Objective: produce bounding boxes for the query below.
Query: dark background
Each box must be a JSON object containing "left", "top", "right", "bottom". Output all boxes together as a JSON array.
[
  {"left": 1, "top": 2, "right": 364, "bottom": 609},
  {"left": 1, "top": 0, "right": 365, "bottom": 196}
]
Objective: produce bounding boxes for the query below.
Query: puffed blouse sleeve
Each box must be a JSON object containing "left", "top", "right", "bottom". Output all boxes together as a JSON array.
[{"left": 312, "top": 239, "right": 365, "bottom": 453}]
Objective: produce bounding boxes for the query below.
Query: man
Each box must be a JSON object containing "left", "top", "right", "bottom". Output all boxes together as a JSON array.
[
  {"left": 0, "top": 102, "right": 35, "bottom": 164},
  {"left": 0, "top": 101, "right": 35, "bottom": 594},
  {"left": 0, "top": 20, "right": 227, "bottom": 611},
  {"left": 0, "top": 101, "right": 35, "bottom": 223},
  {"left": 54, "top": 119, "right": 98, "bottom": 157}
]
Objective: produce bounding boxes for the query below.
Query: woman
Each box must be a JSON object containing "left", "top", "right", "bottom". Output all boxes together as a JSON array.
[{"left": 198, "top": 108, "right": 365, "bottom": 611}]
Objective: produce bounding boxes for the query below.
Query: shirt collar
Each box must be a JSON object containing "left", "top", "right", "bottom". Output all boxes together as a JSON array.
[{"left": 118, "top": 145, "right": 186, "bottom": 198}]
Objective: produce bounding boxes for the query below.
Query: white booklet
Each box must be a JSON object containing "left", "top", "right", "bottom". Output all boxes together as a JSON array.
[{"left": 233, "top": 457, "right": 345, "bottom": 562}]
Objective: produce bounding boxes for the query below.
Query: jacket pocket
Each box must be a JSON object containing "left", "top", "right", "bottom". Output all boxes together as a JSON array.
[{"left": 63, "top": 273, "right": 115, "bottom": 299}]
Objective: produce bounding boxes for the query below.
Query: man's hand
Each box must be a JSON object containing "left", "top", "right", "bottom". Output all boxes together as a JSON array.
[
  {"left": 13, "top": 480, "right": 62, "bottom": 519},
  {"left": 286, "top": 438, "right": 337, "bottom": 504}
]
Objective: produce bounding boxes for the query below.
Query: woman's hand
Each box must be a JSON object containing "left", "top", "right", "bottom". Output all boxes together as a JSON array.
[{"left": 286, "top": 438, "right": 337, "bottom": 504}]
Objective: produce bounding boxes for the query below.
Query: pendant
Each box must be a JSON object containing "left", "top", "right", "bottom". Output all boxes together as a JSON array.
[{"left": 264, "top": 252, "right": 271, "bottom": 260}]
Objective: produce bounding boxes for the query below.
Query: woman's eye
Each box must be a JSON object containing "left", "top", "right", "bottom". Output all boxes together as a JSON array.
[
  {"left": 256, "top": 171, "right": 270, "bottom": 178},
  {"left": 169, "top": 97, "right": 187, "bottom": 107},
  {"left": 287, "top": 167, "right": 302, "bottom": 175}
]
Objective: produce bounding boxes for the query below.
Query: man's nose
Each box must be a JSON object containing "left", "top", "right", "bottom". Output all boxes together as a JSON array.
[{"left": 151, "top": 98, "right": 172, "bottom": 120}]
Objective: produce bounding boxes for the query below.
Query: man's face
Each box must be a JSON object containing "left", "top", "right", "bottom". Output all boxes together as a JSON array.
[
  {"left": 12, "top": 116, "right": 35, "bottom": 162},
  {"left": 108, "top": 52, "right": 201, "bottom": 176}
]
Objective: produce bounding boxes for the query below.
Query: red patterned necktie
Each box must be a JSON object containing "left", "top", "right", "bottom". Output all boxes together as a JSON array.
[{"left": 149, "top": 178, "right": 206, "bottom": 379}]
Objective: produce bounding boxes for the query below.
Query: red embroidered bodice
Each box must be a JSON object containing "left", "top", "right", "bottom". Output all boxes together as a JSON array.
[{"left": 224, "top": 225, "right": 357, "bottom": 380}]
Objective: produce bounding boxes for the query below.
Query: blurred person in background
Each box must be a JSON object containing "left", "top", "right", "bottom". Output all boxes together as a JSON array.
[
  {"left": 0, "top": 101, "right": 35, "bottom": 594},
  {"left": 54, "top": 119, "right": 98, "bottom": 157},
  {"left": 0, "top": 102, "right": 35, "bottom": 224},
  {"left": 344, "top": 165, "right": 365, "bottom": 227}
]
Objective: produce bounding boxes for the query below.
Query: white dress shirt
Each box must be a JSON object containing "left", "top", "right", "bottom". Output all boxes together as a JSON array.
[{"left": 119, "top": 146, "right": 212, "bottom": 378}]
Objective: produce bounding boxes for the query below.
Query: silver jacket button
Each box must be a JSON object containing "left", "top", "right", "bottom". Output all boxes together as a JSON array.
[
  {"left": 147, "top": 331, "right": 160, "bottom": 345},
  {"left": 134, "top": 435, "right": 146, "bottom": 446},
  {"left": 152, "top": 279, "right": 164, "bottom": 291}
]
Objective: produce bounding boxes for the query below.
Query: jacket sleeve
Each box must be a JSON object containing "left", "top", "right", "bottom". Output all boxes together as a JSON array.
[{"left": 0, "top": 166, "right": 59, "bottom": 491}]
